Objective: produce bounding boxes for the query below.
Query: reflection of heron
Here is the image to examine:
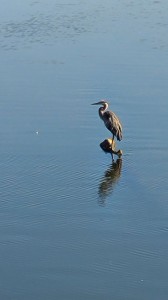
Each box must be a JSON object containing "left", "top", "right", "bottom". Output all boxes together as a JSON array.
[
  {"left": 91, "top": 100, "right": 123, "bottom": 146},
  {"left": 98, "top": 159, "right": 122, "bottom": 205}
]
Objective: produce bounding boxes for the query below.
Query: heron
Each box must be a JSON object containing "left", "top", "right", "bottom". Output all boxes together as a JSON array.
[{"left": 91, "top": 100, "right": 123, "bottom": 147}]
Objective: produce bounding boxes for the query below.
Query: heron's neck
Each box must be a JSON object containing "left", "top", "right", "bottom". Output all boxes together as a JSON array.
[{"left": 99, "top": 103, "right": 108, "bottom": 119}]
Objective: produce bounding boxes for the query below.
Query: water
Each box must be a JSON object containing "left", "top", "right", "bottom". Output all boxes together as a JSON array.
[{"left": 0, "top": 0, "right": 168, "bottom": 299}]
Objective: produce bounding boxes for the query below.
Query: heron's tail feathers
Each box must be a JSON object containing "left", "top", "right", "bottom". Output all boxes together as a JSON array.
[{"left": 117, "top": 131, "right": 122, "bottom": 141}]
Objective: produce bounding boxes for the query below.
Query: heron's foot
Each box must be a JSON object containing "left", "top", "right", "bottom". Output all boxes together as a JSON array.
[{"left": 117, "top": 150, "right": 123, "bottom": 158}]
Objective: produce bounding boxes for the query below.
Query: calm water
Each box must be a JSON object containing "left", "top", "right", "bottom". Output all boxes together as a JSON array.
[{"left": 0, "top": 1, "right": 168, "bottom": 299}]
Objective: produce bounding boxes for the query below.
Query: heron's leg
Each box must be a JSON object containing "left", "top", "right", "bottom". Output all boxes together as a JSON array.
[
  {"left": 111, "top": 134, "right": 114, "bottom": 150},
  {"left": 111, "top": 135, "right": 115, "bottom": 161}
]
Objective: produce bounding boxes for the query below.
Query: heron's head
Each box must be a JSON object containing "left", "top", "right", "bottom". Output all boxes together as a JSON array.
[{"left": 91, "top": 100, "right": 108, "bottom": 106}]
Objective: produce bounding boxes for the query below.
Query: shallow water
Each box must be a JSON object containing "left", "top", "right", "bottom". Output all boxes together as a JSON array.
[{"left": 0, "top": 1, "right": 168, "bottom": 299}]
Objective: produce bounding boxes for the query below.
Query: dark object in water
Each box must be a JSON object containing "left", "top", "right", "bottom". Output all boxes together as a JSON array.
[
  {"left": 98, "top": 158, "right": 122, "bottom": 203},
  {"left": 100, "top": 138, "right": 122, "bottom": 159}
]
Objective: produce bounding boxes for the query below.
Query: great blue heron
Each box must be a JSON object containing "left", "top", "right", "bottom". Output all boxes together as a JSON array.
[{"left": 92, "top": 100, "right": 123, "bottom": 145}]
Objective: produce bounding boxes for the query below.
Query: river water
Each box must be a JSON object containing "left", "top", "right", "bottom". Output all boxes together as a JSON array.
[{"left": 0, "top": 1, "right": 168, "bottom": 299}]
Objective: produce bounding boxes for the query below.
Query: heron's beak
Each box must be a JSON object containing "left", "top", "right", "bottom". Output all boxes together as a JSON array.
[{"left": 91, "top": 102, "right": 100, "bottom": 105}]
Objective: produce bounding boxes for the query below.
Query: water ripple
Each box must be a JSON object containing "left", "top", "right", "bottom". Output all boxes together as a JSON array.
[{"left": 0, "top": 3, "right": 105, "bottom": 51}]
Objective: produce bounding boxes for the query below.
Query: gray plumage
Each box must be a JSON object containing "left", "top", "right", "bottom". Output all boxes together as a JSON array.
[{"left": 92, "top": 100, "right": 123, "bottom": 141}]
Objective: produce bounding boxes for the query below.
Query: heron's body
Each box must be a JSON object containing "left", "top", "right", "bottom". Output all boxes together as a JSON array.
[{"left": 92, "top": 100, "right": 123, "bottom": 142}]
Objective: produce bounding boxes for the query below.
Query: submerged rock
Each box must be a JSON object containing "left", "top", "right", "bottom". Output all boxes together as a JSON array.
[{"left": 100, "top": 138, "right": 122, "bottom": 158}]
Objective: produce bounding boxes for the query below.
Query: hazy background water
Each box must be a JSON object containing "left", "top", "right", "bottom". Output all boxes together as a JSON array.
[{"left": 0, "top": 0, "right": 168, "bottom": 299}]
